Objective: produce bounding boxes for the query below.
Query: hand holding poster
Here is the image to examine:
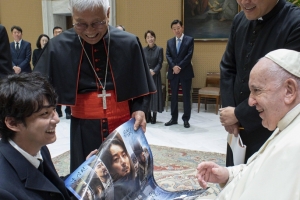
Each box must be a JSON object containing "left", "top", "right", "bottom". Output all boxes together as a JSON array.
[{"left": 65, "top": 119, "right": 206, "bottom": 200}]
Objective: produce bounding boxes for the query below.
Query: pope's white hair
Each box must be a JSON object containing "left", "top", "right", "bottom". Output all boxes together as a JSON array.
[{"left": 69, "top": 0, "right": 110, "bottom": 14}]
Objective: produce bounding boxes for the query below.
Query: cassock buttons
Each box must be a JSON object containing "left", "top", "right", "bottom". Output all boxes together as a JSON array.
[
  {"left": 94, "top": 49, "right": 99, "bottom": 52},
  {"left": 96, "top": 68, "right": 100, "bottom": 72}
]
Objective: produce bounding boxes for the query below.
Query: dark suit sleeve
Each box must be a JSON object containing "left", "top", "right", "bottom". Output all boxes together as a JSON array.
[
  {"left": 0, "top": 189, "right": 18, "bottom": 200},
  {"left": 18, "top": 42, "right": 32, "bottom": 71},
  {"left": 166, "top": 39, "right": 175, "bottom": 69},
  {"left": 153, "top": 47, "right": 163, "bottom": 74},
  {"left": 0, "top": 25, "right": 13, "bottom": 78},
  {"left": 220, "top": 18, "right": 262, "bottom": 131},
  {"left": 177, "top": 37, "right": 194, "bottom": 70},
  {"left": 220, "top": 21, "right": 237, "bottom": 108}
]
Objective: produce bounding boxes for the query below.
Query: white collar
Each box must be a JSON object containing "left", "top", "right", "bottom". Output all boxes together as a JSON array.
[
  {"left": 176, "top": 34, "right": 184, "bottom": 41},
  {"left": 9, "top": 139, "right": 42, "bottom": 168}
]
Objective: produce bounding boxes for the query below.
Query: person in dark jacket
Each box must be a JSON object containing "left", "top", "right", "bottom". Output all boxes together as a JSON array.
[
  {"left": 219, "top": 0, "right": 300, "bottom": 166},
  {"left": 32, "top": 34, "right": 49, "bottom": 67},
  {"left": 0, "top": 24, "right": 13, "bottom": 78},
  {"left": 0, "top": 72, "right": 71, "bottom": 200}
]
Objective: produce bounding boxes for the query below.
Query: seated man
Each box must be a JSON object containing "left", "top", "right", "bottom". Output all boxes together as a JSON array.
[
  {"left": 196, "top": 49, "right": 300, "bottom": 200},
  {"left": 0, "top": 73, "right": 71, "bottom": 199}
]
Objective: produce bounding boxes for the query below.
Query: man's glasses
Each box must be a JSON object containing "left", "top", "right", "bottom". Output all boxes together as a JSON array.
[{"left": 73, "top": 20, "right": 107, "bottom": 30}]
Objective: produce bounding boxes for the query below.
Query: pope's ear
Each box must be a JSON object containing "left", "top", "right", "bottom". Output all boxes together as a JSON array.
[
  {"left": 5, "top": 117, "right": 20, "bottom": 132},
  {"left": 284, "top": 78, "right": 297, "bottom": 104}
]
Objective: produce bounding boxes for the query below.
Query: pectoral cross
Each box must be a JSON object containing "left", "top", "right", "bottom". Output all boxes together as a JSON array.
[{"left": 97, "top": 89, "right": 111, "bottom": 109}]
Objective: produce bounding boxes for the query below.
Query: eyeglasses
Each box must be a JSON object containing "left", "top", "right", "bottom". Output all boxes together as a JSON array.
[{"left": 73, "top": 20, "right": 107, "bottom": 30}]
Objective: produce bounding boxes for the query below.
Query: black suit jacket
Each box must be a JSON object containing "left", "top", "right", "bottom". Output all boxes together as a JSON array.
[
  {"left": 166, "top": 35, "right": 194, "bottom": 80},
  {"left": 0, "top": 141, "right": 71, "bottom": 200},
  {"left": 0, "top": 25, "right": 13, "bottom": 78},
  {"left": 10, "top": 39, "right": 32, "bottom": 73}
]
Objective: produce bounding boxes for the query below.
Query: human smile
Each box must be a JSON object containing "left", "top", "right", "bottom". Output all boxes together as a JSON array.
[
  {"left": 46, "top": 129, "right": 55, "bottom": 133},
  {"left": 85, "top": 33, "right": 99, "bottom": 38},
  {"left": 244, "top": 5, "right": 256, "bottom": 11}
]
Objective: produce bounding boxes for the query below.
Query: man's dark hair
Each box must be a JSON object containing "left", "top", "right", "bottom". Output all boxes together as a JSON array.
[
  {"left": 0, "top": 73, "right": 58, "bottom": 141},
  {"left": 11, "top": 25, "right": 22, "bottom": 33},
  {"left": 144, "top": 30, "right": 156, "bottom": 40},
  {"left": 170, "top": 19, "right": 183, "bottom": 28},
  {"left": 36, "top": 34, "right": 50, "bottom": 49},
  {"left": 53, "top": 26, "right": 62, "bottom": 34}
]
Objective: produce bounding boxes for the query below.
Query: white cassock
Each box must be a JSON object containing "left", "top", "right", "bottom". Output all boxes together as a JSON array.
[{"left": 217, "top": 104, "right": 300, "bottom": 200}]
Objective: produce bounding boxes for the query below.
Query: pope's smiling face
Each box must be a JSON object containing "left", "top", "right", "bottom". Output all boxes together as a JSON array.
[
  {"left": 248, "top": 58, "right": 285, "bottom": 131},
  {"left": 72, "top": 6, "right": 110, "bottom": 45}
]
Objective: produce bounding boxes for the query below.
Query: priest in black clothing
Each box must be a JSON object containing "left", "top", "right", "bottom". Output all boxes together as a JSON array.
[
  {"left": 219, "top": 0, "right": 300, "bottom": 166},
  {"left": 34, "top": 0, "right": 156, "bottom": 173}
]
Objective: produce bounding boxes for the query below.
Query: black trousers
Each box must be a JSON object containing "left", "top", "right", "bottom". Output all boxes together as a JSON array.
[
  {"left": 56, "top": 105, "right": 71, "bottom": 114},
  {"left": 70, "top": 117, "right": 109, "bottom": 172},
  {"left": 170, "top": 76, "right": 192, "bottom": 121}
]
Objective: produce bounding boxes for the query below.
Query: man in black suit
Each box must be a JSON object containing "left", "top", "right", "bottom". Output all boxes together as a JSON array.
[
  {"left": 0, "top": 24, "right": 14, "bottom": 78},
  {"left": 0, "top": 73, "right": 71, "bottom": 199},
  {"left": 165, "top": 19, "right": 194, "bottom": 128},
  {"left": 10, "top": 25, "right": 32, "bottom": 74}
]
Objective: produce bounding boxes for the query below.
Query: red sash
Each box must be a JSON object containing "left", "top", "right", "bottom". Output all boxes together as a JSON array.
[{"left": 71, "top": 91, "right": 130, "bottom": 133}]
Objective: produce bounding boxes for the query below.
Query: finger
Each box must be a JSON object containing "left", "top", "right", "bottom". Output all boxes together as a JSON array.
[
  {"left": 133, "top": 119, "right": 141, "bottom": 131},
  {"left": 86, "top": 149, "right": 98, "bottom": 160},
  {"left": 141, "top": 122, "right": 146, "bottom": 133}
]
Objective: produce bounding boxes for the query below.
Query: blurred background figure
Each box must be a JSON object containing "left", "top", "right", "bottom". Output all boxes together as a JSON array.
[
  {"left": 53, "top": 26, "right": 63, "bottom": 37},
  {"left": 143, "top": 30, "right": 164, "bottom": 124},
  {"left": 10, "top": 25, "right": 32, "bottom": 74},
  {"left": 0, "top": 24, "right": 13, "bottom": 78},
  {"left": 32, "top": 34, "right": 49, "bottom": 67},
  {"left": 116, "top": 25, "right": 125, "bottom": 31}
]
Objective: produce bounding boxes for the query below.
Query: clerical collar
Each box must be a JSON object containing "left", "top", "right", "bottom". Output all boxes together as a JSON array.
[
  {"left": 257, "top": 0, "right": 283, "bottom": 21},
  {"left": 9, "top": 139, "right": 42, "bottom": 168}
]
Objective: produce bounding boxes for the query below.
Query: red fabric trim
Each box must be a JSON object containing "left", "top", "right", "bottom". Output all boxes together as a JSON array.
[{"left": 72, "top": 91, "right": 130, "bottom": 133}]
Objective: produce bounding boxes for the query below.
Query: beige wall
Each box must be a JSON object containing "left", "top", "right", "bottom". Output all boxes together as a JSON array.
[
  {"left": 0, "top": 0, "right": 227, "bottom": 88},
  {"left": 0, "top": 0, "right": 43, "bottom": 49},
  {"left": 0, "top": 0, "right": 43, "bottom": 69},
  {"left": 116, "top": 0, "right": 227, "bottom": 88}
]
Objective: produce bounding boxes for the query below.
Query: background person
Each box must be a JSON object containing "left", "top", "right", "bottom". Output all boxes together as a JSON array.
[
  {"left": 34, "top": 0, "right": 156, "bottom": 173},
  {"left": 165, "top": 19, "right": 194, "bottom": 128},
  {"left": 10, "top": 25, "right": 32, "bottom": 74},
  {"left": 0, "top": 24, "right": 13, "bottom": 78},
  {"left": 0, "top": 72, "right": 71, "bottom": 200},
  {"left": 197, "top": 49, "right": 300, "bottom": 200},
  {"left": 53, "top": 26, "right": 63, "bottom": 37},
  {"left": 32, "top": 34, "right": 50, "bottom": 67},
  {"left": 143, "top": 30, "right": 164, "bottom": 124},
  {"left": 219, "top": 0, "right": 300, "bottom": 166}
]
